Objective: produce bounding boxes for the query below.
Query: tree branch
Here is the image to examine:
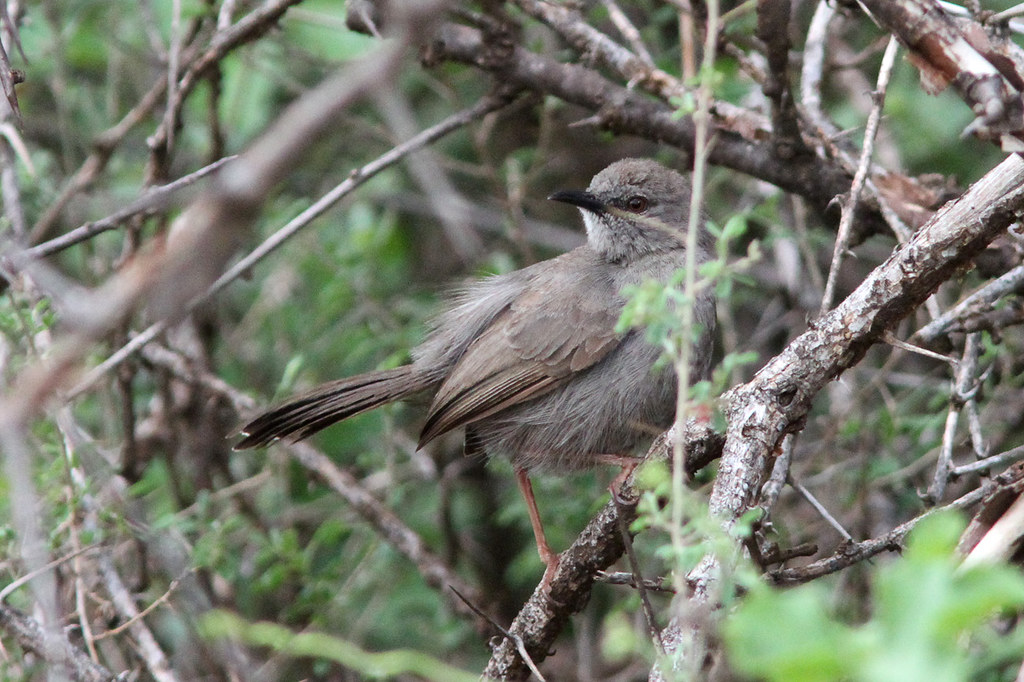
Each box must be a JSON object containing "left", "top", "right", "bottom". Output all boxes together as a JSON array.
[
  {"left": 663, "top": 152, "right": 1024, "bottom": 661},
  {"left": 425, "top": 22, "right": 867, "bottom": 226},
  {"left": 0, "top": 604, "right": 116, "bottom": 682}
]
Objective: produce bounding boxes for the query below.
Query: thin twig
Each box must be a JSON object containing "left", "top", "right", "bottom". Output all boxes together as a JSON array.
[
  {"left": 789, "top": 476, "right": 854, "bottom": 542},
  {"left": 92, "top": 571, "right": 191, "bottom": 641},
  {"left": 174, "top": 470, "right": 272, "bottom": 518},
  {"left": 65, "top": 95, "right": 511, "bottom": 399},
  {"left": 374, "top": 90, "right": 482, "bottom": 260},
  {"left": 595, "top": 571, "right": 674, "bottom": 592},
  {"left": 760, "top": 433, "right": 793, "bottom": 513},
  {"left": 926, "top": 332, "right": 982, "bottom": 503},
  {"left": 96, "top": 551, "right": 177, "bottom": 681},
  {"left": 165, "top": 0, "right": 182, "bottom": 155},
  {"left": 600, "top": 0, "right": 654, "bottom": 67},
  {"left": 24, "top": 156, "right": 236, "bottom": 259},
  {"left": 771, "top": 480, "right": 992, "bottom": 584},
  {"left": 965, "top": 397, "right": 990, "bottom": 461},
  {"left": 800, "top": 4, "right": 918, "bottom": 248},
  {"left": 450, "top": 588, "right": 547, "bottom": 682},
  {"left": 800, "top": 1, "right": 839, "bottom": 140},
  {"left": 952, "top": 444, "right": 1024, "bottom": 477},
  {"left": 820, "top": 36, "right": 899, "bottom": 314},
  {"left": 0, "top": 544, "right": 100, "bottom": 604},
  {"left": 756, "top": 0, "right": 804, "bottom": 157},
  {"left": 287, "top": 440, "right": 491, "bottom": 630},
  {"left": 882, "top": 331, "right": 959, "bottom": 365},
  {"left": 914, "top": 263, "right": 1024, "bottom": 343},
  {"left": 140, "top": 341, "right": 257, "bottom": 414},
  {"left": 611, "top": 492, "right": 663, "bottom": 653}
]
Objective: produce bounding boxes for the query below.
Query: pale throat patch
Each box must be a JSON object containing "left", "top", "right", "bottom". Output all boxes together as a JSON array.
[{"left": 581, "top": 209, "right": 607, "bottom": 249}]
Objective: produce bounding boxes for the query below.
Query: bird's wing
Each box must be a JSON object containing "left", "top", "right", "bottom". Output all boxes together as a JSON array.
[{"left": 418, "top": 268, "right": 624, "bottom": 445}]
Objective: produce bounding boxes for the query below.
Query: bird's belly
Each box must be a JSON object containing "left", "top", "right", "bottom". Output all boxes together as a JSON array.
[{"left": 471, "top": 335, "right": 677, "bottom": 472}]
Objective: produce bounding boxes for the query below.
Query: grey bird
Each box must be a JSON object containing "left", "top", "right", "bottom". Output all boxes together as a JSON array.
[{"left": 236, "top": 158, "right": 717, "bottom": 584}]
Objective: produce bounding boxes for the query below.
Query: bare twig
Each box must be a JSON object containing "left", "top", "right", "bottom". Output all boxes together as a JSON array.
[
  {"left": 820, "top": 36, "right": 899, "bottom": 314},
  {"left": 65, "top": 94, "right": 510, "bottom": 399},
  {"left": 771, "top": 480, "right": 992, "bottom": 584},
  {"left": 0, "top": 421, "right": 62, "bottom": 674},
  {"left": 513, "top": 0, "right": 684, "bottom": 98},
  {"left": 790, "top": 477, "right": 854, "bottom": 541},
  {"left": 140, "top": 341, "right": 257, "bottom": 414},
  {"left": 24, "top": 156, "right": 235, "bottom": 259},
  {"left": 800, "top": 1, "right": 839, "bottom": 141},
  {"left": 286, "top": 440, "right": 492, "bottom": 629},
  {"left": 965, "top": 395, "right": 989, "bottom": 460},
  {"left": 596, "top": 571, "right": 673, "bottom": 592},
  {"left": 756, "top": 0, "right": 805, "bottom": 158},
  {"left": 96, "top": 548, "right": 177, "bottom": 681},
  {"left": 374, "top": 90, "right": 483, "bottom": 260},
  {"left": 0, "top": 604, "right": 116, "bottom": 682},
  {"left": 611, "top": 491, "right": 663, "bottom": 653},
  {"left": 759, "top": 432, "right": 793, "bottom": 513},
  {"left": 0, "top": 544, "right": 99, "bottom": 604},
  {"left": 92, "top": 571, "right": 191, "bottom": 642},
  {"left": 953, "top": 444, "right": 1024, "bottom": 477},
  {"left": 883, "top": 331, "right": 959, "bottom": 365},
  {"left": 927, "top": 332, "right": 983, "bottom": 503},
  {"left": 915, "top": 263, "right": 1024, "bottom": 343},
  {"left": 600, "top": 0, "right": 654, "bottom": 66},
  {"left": 450, "top": 588, "right": 547, "bottom": 682}
]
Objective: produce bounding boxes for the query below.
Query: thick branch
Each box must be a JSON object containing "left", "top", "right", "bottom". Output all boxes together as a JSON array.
[
  {"left": 712, "top": 153, "right": 1024, "bottom": 527},
  {"left": 481, "top": 424, "right": 722, "bottom": 678},
  {"left": 755, "top": 0, "right": 805, "bottom": 158},
  {"left": 483, "top": 489, "right": 638, "bottom": 680},
  {"left": 858, "top": 0, "right": 1024, "bottom": 143},
  {"left": 426, "top": 23, "right": 864, "bottom": 225},
  {"left": 654, "top": 152, "right": 1024, "bottom": 669}
]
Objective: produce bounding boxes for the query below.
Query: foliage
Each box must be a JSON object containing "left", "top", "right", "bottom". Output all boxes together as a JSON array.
[
  {"left": 1, "top": 0, "right": 1024, "bottom": 680},
  {"left": 200, "top": 610, "right": 479, "bottom": 682},
  {"left": 724, "top": 513, "right": 1024, "bottom": 682}
]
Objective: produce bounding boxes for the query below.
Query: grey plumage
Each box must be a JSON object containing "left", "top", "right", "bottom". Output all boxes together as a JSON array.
[{"left": 237, "top": 158, "right": 716, "bottom": 476}]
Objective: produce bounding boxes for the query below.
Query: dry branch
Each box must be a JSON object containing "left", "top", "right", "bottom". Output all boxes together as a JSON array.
[
  {"left": 643, "top": 152, "right": 1024, "bottom": 665},
  {"left": 286, "top": 441, "right": 494, "bottom": 632},
  {"left": 425, "top": 22, "right": 863, "bottom": 224},
  {"left": 858, "top": 0, "right": 1024, "bottom": 144},
  {"left": 0, "top": 604, "right": 116, "bottom": 682},
  {"left": 483, "top": 487, "right": 639, "bottom": 679},
  {"left": 30, "top": 0, "right": 304, "bottom": 241},
  {"left": 711, "top": 153, "right": 1024, "bottom": 528}
]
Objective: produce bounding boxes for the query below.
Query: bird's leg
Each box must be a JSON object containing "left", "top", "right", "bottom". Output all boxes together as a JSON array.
[
  {"left": 515, "top": 467, "right": 560, "bottom": 588},
  {"left": 593, "top": 454, "right": 638, "bottom": 503}
]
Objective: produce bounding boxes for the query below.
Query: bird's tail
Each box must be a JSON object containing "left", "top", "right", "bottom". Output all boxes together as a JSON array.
[{"left": 235, "top": 366, "right": 429, "bottom": 449}]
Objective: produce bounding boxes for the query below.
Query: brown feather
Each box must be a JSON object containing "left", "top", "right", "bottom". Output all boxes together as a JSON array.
[{"left": 419, "top": 262, "right": 623, "bottom": 446}]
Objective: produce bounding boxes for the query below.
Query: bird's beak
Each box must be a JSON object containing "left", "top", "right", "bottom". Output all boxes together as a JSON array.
[{"left": 547, "top": 189, "right": 605, "bottom": 214}]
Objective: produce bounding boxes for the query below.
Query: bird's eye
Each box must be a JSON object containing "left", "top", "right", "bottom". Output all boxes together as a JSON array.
[{"left": 626, "top": 195, "right": 649, "bottom": 213}]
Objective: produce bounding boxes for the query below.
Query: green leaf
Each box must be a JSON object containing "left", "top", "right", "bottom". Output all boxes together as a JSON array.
[
  {"left": 724, "top": 583, "right": 854, "bottom": 682},
  {"left": 200, "top": 611, "right": 479, "bottom": 682}
]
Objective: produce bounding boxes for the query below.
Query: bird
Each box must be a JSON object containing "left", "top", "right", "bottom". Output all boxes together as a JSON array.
[{"left": 236, "top": 158, "right": 717, "bottom": 586}]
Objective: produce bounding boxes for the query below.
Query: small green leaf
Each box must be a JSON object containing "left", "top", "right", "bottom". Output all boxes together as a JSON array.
[{"left": 724, "top": 583, "right": 855, "bottom": 682}]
